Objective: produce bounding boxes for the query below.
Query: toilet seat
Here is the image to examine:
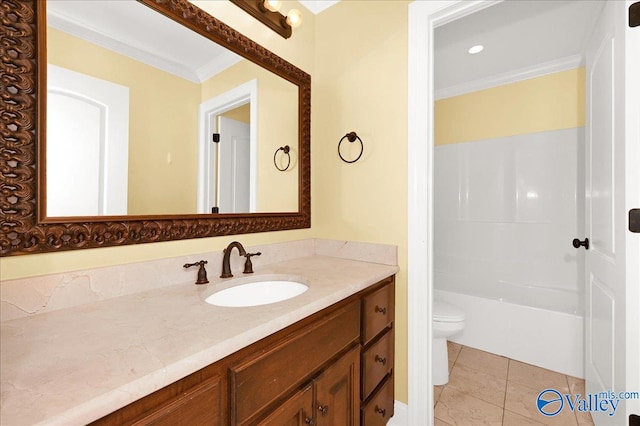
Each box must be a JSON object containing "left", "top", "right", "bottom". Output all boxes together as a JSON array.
[{"left": 433, "top": 301, "right": 465, "bottom": 322}]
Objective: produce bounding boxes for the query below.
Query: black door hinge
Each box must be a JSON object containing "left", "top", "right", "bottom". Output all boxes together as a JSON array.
[
  {"left": 212, "top": 133, "right": 220, "bottom": 143},
  {"left": 631, "top": 2, "right": 640, "bottom": 27},
  {"left": 630, "top": 209, "right": 640, "bottom": 233}
]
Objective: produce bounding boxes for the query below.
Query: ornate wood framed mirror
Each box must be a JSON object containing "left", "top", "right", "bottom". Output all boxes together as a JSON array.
[{"left": 0, "top": 0, "right": 311, "bottom": 256}]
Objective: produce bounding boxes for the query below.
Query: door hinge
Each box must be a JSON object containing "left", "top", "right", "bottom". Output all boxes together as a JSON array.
[
  {"left": 212, "top": 133, "right": 220, "bottom": 143},
  {"left": 630, "top": 209, "right": 640, "bottom": 233},
  {"left": 631, "top": 2, "right": 640, "bottom": 27}
]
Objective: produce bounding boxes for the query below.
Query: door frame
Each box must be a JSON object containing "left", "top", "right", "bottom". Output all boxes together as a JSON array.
[
  {"left": 197, "top": 79, "right": 258, "bottom": 213},
  {"left": 623, "top": 1, "right": 640, "bottom": 419},
  {"left": 408, "top": 0, "right": 640, "bottom": 423},
  {"left": 407, "top": 2, "right": 501, "bottom": 422}
]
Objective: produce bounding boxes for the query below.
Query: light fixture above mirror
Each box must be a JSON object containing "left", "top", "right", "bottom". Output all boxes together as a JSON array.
[{"left": 230, "top": 0, "right": 302, "bottom": 39}]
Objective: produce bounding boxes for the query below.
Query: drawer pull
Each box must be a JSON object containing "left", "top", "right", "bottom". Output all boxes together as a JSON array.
[
  {"left": 375, "top": 305, "right": 387, "bottom": 315},
  {"left": 375, "top": 354, "right": 387, "bottom": 365},
  {"left": 318, "top": 405, "right": 329, "bottom": 416},
  {"left": 305, "top": 417, "right": 314, "bottom": 424},
  {"left": 375, "top": 405, "right": 387, "bottom": 417}
]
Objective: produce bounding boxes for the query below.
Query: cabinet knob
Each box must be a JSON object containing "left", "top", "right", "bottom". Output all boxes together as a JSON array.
[
  {"left": 304, "top": 417, "right": 314, "bottom": 424},
  {"left": 375, "top": 405, "right": 386, "bottom": 417},
  {"left": 318, "top": 405, "right": 329, "bottom": 416},
  {"left": 375, "top": 305, "right": 387, "bottom": 315},
  {"left": 375, "top": 354, "right": 387, "bottom": 365}
]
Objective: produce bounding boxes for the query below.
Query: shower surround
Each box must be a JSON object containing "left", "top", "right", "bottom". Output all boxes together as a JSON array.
[{"left": 434, "top": 127, "right": 584, "bottom": 377}]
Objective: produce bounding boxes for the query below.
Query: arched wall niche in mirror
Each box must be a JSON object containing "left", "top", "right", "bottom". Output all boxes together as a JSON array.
[{"left": 0, "top": 0, "right": 311, "bottom": 256}]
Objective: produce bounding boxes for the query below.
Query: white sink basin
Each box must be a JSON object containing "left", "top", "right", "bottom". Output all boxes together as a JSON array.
[{"left": 205, "top": 280, "right": 309, "bottom": 307}]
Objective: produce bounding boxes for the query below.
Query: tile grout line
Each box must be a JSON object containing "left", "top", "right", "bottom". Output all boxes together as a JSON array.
[
  {"left": 443, "top": 343, "right": 588, "bottom": 426},
  {"left": 502, "top": 358, "right": 512, "bottom": 425}
]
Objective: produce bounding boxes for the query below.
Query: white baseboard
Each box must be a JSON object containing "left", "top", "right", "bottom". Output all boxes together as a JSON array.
[{"left": 387, "top": 400, "right": 409, "bottom": 425}]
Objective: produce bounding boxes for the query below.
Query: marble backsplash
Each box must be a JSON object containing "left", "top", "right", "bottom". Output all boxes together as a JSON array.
[{"left": 0, "top": 239, "right": 397, "bottom": 322}]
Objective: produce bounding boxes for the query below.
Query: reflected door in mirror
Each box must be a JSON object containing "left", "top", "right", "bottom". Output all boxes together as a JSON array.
[
  {"left": 218, "top": 115, "right": 251, "bottom": 213},
  {"left": 47, "top": 64, "right": 129, "bottom": 216}
]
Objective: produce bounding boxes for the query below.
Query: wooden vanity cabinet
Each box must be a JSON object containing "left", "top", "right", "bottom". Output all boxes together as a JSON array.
[
  {"left": 230, "top": 301, "right": 360, "bottom": 425},
  {"left": 91, "top": 276, "right": 395, "bottom": 426},
  {"left": 257, "top": 345, "right": 360, "bottom": 426}
]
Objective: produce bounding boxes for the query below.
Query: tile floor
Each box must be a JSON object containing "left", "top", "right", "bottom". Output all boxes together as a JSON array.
[{"left": 434, "top": 342, "right": 594, "bottom": 426}]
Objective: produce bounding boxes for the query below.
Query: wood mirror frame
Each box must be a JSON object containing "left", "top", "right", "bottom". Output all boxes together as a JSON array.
[{"left": 0, "top": 0, "right": 310, "bottom": 256}]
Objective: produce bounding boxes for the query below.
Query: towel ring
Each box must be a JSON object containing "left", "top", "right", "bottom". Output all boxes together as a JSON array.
[
  {"left": 338, "top": 132, "right": 363, "bottom": 164},
  {"left": 274, "top": 145, "right": 291, "bottom": 171}
]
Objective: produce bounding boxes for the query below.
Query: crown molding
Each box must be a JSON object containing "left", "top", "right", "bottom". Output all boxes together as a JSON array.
[
  {"left": 48, "top": 11, "right": 241, "bottom": 83},
  {"left": 298, "top": 0, "right": 340, "bottom": 15},
  {"left": 435, "top": 54, "right": 584, "bottom": 100}
]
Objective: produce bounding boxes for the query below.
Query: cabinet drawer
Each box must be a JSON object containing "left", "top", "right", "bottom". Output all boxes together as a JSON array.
[
  {"left": 131, "top": 376, "right": 221, "bottom": 426},
  {"left": 361, "top": 374, "right": 394, "bottom": 426},
  {"left": 362, "top": 279, "right": 394, "bottom": 345},
  {"left": 230, "top": 301, "right": 360, "bottom": 425},
  {"left": 361, "top": 328, "right": 394, "bottom": 400}
]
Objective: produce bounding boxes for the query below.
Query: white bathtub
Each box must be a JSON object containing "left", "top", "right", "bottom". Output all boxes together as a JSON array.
[{"left": 435, "top": 287, "right": 584, "bottom": 379}]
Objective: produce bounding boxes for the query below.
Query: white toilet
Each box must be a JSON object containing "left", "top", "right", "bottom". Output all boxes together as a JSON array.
[{"left": 433, "top": 300, "right": 466, "bottom": 385}]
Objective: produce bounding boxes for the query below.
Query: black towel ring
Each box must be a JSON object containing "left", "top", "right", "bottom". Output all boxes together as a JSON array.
[
  {"left": 274, "top": 145, "right": 291, "bottom": 171},
  {"left": 338, "top": 132, "right": 363, "bottom": 164}
]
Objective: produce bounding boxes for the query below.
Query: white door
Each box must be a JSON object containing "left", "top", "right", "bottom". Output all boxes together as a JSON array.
[
  {"left": 218, "top": 116, "right": 251, "bottom": 213},
  {"left": 584, "top": 1, "right": 637, "bottom": 423},
  {"left": 47, "top": 65, "right": 129, "bottom": 216}
]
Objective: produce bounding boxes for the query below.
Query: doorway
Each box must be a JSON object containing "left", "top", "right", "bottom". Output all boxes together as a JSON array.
[
  {"left": 197, "top": 79, "right": 258, "bottom": 214},
  {"left": 407, "top": 1, "right": 640, "bottom": 424}
]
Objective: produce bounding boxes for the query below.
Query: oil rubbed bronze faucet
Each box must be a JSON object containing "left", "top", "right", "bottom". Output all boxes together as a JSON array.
[{"left": 220, "top": 241, "right": 261, "bottom": 278}]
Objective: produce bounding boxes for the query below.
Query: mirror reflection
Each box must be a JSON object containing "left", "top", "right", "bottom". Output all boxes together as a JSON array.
[{"left": 46, "top": 0, "right": 299, "bottom": 217}]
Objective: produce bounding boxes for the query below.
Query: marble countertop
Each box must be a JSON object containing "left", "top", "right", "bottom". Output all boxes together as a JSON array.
[{"left": 0, "top": 255, "right": 398, "bottom": 425}]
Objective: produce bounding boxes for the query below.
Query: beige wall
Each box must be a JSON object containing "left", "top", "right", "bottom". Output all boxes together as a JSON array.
[
  {"left": 313, "top": 0, "right": 411, "bottom": 403},
  {"left": 435, "top": 67, "right": 586, "bottom": 145},
  {"left": 2, "top": 0, "right": 414, "bottom": 405},
  {"left": 47, "top": 27, "right": 201, "bottom": 215},
  {"left": 221, "top": 104, "right": 250, "bottom": 123}
]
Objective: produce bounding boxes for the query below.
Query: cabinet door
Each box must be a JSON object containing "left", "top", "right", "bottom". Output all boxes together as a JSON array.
[
  {"left": 257, "top": 384, "right": 313, "bottom": 426},
  {"left": 315, "top": 346, "right": 360, "bottom": 426}
]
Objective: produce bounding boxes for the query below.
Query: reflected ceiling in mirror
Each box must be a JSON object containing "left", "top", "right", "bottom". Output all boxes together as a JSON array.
[
  {"left": 0, "top": 0, "right": 310, "bottom": 256},
  {"left": 45, "top": 0, "right": 299, "bottom": 217}
]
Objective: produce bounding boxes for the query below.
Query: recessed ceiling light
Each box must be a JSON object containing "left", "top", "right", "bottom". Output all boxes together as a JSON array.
[{"left": 468, "top": 45, "right": 484, "bottom": 54}]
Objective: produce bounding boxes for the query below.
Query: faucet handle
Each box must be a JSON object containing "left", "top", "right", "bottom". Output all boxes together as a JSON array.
[
  {"left": 183, "top": 260, "right": 209, "bottom": 285},
  {"left": 243, "top": 252, "right": 261, "bottom": 274}
]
